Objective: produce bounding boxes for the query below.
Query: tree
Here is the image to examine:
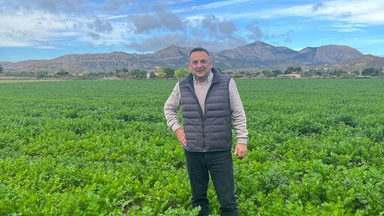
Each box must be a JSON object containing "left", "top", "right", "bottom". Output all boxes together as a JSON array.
[
  {"left": 284, "top": 66, "right": 301, "bottom": 74},
  {"left": 0, "top": 64, "right": 3, "bottom": 74},
  {"left": 362, "top": 68, "right": 380, "bottom": 76},
  {"left": 160, "top": 67, "right": 175, "bottom": 78},
  {"left": 352, "top": 71, "right": 360, "bottom": 76},
  {"left": 284, "top": 66, "right": 295, "bottom": 74},
  {"left": 36, "top": 71, "right": 49, "bottom": 79},
  {"left": 303, "top": 69, "right": 316, "bottom": 77},
  {"left": 335, "top": 70, "right": 347, "bottom": 77},
  {"left": 56, "top": 70, "right": 69, "bottom": 76},
  {"left": 272, "top": 70, "right": 282, "bottom": 76},
  {"left": 175, "top": 67, "right": 189, "bottom": 79},
  {"left": 315, "top": 69, "right": 323, "bottom": 77},
  {"left": 157, "top": 71, "right": 166, "bottom": 79},
  {"left": 128, "top": 69, "right": 146, "bottom": 79},
  {"left": 149, "top": 72, "right": 156, "bottom": 79},
  {"left": 262, "top": 70, "right": 274, "bottom": 77}
]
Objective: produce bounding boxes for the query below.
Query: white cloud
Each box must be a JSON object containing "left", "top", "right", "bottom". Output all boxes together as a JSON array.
[
  {"left": 173, "top": 0, "right": 251, "bottom": 13},
  {"left": 0, "top": 38, "right": 33, "bottom": 47},
  {"left": 0, "top": 10, "right": 82, "bottom": 47},
  {"left": 34, "top": 45, "right": 59, "bottom": 49},
  {"left": 347, "top": 38, "right": 384, "bottom": 45},
  {"left": 107, "top": 14, "right": 129, "bottom": 20},
  {"left": 262, "top": 0, "right": 384, "bottom": 25},
  {"left": 328, "top": 23, "right": 366, "bottom": 32},
  {"left": 1, "top": 0, "right": 383, "bottom": 56},
  {"left": 0, "top": 8, "right": 130, "bottom": 48},
  {"left": 191, "top": 0, "right": 251, "bottom": 10}
]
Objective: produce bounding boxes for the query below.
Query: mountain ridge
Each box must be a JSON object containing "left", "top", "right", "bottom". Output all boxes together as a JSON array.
[{"left": 1, "top": 41, "right": 383, "bottom": 73}]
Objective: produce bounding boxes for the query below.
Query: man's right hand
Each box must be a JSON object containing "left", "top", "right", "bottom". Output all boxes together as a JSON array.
[{"left": 175, "top": 127, "right": 187, "bottom": 146}]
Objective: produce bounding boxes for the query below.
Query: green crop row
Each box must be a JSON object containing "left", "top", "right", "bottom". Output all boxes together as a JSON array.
[{"left": 1, "top": 79, "right": 384, "bottom": 215}]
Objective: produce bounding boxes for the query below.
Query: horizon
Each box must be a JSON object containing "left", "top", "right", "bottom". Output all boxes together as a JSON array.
[
  {"left": 1, "top": 0, "right": 384, "bottom": 62},
  {"left": 0, "top": 41, "right": 379, "bottom": 63}
]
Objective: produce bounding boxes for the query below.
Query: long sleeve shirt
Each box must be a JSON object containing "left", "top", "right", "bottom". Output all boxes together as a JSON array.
[{"left": 164, "top": 74, "right": 248, "bottom": 144}]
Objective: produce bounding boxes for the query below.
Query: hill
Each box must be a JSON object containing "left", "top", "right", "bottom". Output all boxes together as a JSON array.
[{"left": 1, "top": 41, "right": 383, "bottom": 74}]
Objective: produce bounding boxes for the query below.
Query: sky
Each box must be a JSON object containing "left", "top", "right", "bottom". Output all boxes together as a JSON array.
[{"left": 1, "top": 0, "right": 384, "bottom": 62}]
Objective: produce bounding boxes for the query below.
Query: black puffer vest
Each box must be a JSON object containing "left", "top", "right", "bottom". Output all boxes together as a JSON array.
[{"left": 179, "top": 68, "right": 232, "bottom": 152}]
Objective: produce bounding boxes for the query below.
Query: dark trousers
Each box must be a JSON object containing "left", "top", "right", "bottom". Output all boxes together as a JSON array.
[{"left": 184, "top": 150, "right": 239, "bottom": 216}]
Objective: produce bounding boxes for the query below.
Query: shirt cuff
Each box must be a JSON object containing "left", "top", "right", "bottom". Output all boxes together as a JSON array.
[
  {"left": 237, "top": 138, "right": 248, "bottom": 145},
  {"left": 171, "top": 123, "right": 181, "bottom": 132}
]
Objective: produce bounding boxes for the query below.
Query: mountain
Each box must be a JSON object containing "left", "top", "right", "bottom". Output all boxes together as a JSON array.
[
  {"left": 1, "top": 46, "right": 193, "bottom": 73},
  {"left": 1, "top": 41, "right": 382, "bottom": 74},
  {"left": 219, "top": 41, "right": 297, "bottom": 62},
  {"left": 319, "top": 54, "right": 384, "bottom": 71},
  {"left": 296, "top": 45, "right": 363, "bottom": 65}
]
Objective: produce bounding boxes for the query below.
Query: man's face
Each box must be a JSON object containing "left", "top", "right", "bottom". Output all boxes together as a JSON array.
[{"left": 188, "top": 51, "right": 212, "bottom": 81}]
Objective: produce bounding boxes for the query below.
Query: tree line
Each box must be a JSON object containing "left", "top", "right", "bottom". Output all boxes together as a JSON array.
[
  {"left": 226, "top": 66, "right": 384, "bottom": 78},
  {"left": 0, "top": 63, "right": 383, "bottom": 79},
  {"left": 0, "top": 66, "right": 190, "bottom": 80}
]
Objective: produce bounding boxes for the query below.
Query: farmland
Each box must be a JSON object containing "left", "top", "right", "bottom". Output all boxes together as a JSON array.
[{"left": 1, "top": 79, "right": 384, "bottom": 215}]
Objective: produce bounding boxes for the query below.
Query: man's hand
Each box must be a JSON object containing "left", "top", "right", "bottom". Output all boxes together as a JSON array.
[
  {"left": 175, "top": 127, "right": 187, "bottom": 146},
  {"left": 234, "top": 143, "right": 247, "bottom": 159}
]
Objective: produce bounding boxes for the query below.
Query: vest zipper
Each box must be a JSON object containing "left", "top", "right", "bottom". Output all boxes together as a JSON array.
[
  {"left": 187, "top": 83, "right": 205, "bottom": 149},
  {"left": 202, "top": 121, "right": 205, "bottom": 149},
  {"left": 202, "top": 82, "right": 215, "bottom": 150}
]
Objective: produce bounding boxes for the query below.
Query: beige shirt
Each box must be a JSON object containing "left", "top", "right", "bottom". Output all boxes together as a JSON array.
[{"left": 164, "top": 73, "right": 248, "bottom": 144}]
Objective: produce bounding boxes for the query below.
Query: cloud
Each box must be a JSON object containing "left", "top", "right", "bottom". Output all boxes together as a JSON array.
[
  {"left": 264, "top": 0, "right": 384, "bottom": 25},
  {"left": 227, "top": 0, "right": 384, "bottom": 30},
  {"left": 156, "top": 9, "right": 185, "bottom": 31},
  {"left": 189, "top": 36, "right": 247, "bottom": 52},
  {"left": 129, "top": 8, "right": 185, "bottom": 33},
  {"left": 0, "top": 10, "right": 83, "bottom": 47},
  {"left": 191, "top": 15, "right": 237, "bottom": 40},
  {"left": 126, "top": 34, "right": 188, "bottom": 52},
  {"left": 246, "top": 21, "right": 269, "bottom": 40},
  {"left": 87, "top": 17, "right": 113, "bottom": 34},
  {"left": 126, "top": 33, "right": 247, "bottom": 53},
  {"left": 0, "top": 0, "right": 252, "bottom": 52},
  {"left": 187, "top": 0, "right": 251, "bottom": 11},
  {"left": 312, "top": 2, "right": 326, "bottom": 12},
  {"left": 284, "top": 31, "right": 293, "bottom": 43},
  {"left": 329, "top": 23, "right": 366, "bottom": 32},
  {"left": 88, "top": 32, "right": 101, "bottom": 40},
  {"left": 103, "top": 0, "right": 133, "bottom": 12},
  {"left": 130, "top": 14, "right": 160, "bottom": 34},
  {"left": 4, "top": 0, "right": 87, "bottom": 14},
  {"left": 0, "top": 2, "right": 126, "bottom": 48},
  {"left": 0, "top": 29, "right": 34, "bottom": 47},
  {"left": 218, "top": 20, "right": 237, "bottom": 36}
]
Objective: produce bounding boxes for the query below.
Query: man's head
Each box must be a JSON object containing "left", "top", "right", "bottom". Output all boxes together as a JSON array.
[{"left": 188, "top": 47, "right": 213, "bottom": 82}]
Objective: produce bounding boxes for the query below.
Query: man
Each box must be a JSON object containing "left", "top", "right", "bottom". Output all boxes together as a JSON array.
[{"left": 164, "top": 47, "right": 248, "bottom": 216}]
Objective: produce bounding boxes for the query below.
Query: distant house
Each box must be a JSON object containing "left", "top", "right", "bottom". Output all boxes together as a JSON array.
[
  {"left": 279, "top": 73, "right": 301, "bottom": 78},
  {"left": 147, "top": 66, "right": 162, "bottom": 79}
]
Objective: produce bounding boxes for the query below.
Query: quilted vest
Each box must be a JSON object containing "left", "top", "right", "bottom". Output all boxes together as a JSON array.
[{"left": 179, "top": 68, "right": 232, "bottom": 152}]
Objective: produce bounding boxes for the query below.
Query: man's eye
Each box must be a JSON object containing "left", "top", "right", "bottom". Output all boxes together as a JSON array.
[{"left": 192, "top": 60, "right": 207, "bottom": 64}]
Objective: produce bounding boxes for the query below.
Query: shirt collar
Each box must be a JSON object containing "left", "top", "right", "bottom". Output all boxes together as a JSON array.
[{"left": 193, "top": 70, "right": 213, "bottom": 85}]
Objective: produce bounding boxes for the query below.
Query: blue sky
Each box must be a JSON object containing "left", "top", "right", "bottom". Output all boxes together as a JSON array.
[{"left": 1, "top": 0, "right": 384, "bottom": 62}]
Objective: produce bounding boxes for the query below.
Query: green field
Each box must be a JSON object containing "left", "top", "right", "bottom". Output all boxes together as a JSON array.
[{"left": 1, "top": 79, "right": 384, "bottom": 215}]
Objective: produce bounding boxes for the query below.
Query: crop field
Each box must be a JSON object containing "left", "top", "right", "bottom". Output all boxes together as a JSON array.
[{"left": 1, "top": 79, "right": 384, "bottom": 215}]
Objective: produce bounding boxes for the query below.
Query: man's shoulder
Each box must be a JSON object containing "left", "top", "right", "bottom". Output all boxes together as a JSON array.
[
  {"left": 213, "top": 71, "right": 231, "bottom": 83},
  {"left": 179, "top": 73, "right": 193, "bottom": 86}
]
